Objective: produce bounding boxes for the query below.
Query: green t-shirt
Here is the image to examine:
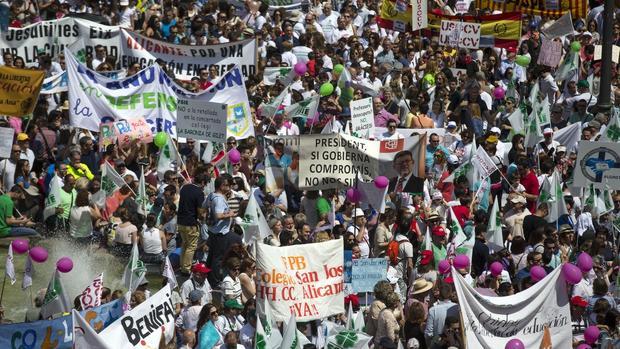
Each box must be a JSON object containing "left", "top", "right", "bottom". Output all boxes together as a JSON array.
[
  {"left": 316, "top": 197, "right": 331, "bottom": 217},
  {"left": 58, "top": 189, "right": 77, "bottom": 220},
  {"left": 0, "top": 194, "right": 14, "bottom": 237},
  {"left": 432, "top": 242, "right": 447, "bottom": 268}
]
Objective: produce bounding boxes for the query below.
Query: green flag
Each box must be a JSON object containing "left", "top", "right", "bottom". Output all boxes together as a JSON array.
[{"left": 41, "top": 269, "right": 70, "bottom": 319}]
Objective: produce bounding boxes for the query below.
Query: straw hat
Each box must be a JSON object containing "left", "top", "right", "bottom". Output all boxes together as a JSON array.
[{"left": 411, "top": 278, "right": 433, "bottom": 295}]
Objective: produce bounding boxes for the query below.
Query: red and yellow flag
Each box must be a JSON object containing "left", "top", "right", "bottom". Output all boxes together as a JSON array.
[
  {"left": 428, "top": 12, "right": 522, "bottom": 49},
  {"left": 377, "top": 0, "right": 413, "bottom": 31},
  {"left": 475, "top": 0, "right": 586, "bottom": 19}
]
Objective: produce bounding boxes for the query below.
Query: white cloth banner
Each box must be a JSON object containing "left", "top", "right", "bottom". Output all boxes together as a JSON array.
[
  {"left": 79, "top": 273, "right": 104, "bottom": 310},
  {"left": 453, "top": 266, "right": 571, "bottom": 348},
  {"left": 99, "top": 284, "right": 175, "bottom": 348},
  {"left": 121, "top": 30, "right": 257, "bottom": 81},
  {"left": 255, "top": 240, "right": 344, "bottom": 322},
  {"left": 573, "top": 141, "right": 620, "bottom": 189}
]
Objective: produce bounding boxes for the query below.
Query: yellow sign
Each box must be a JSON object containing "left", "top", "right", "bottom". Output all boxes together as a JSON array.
[{"left": 0, "top": 66, "right": 45, "bottom": 116}]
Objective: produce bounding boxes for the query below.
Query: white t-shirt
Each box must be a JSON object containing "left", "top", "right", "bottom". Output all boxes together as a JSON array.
[
  {"left": 0, "top": 159, "right": 16, "bottom": 193},
  {"left": 118, "top": 7, "right": 135, "bottom": 29}
]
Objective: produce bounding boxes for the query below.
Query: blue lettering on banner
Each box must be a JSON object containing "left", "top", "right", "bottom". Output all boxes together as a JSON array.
[
  {"left": 0, "top": 299, "right": 123, "bottom": 349},
  {"left": 73, "top": 98, "right": 93, "bottom": 118},
  {"left": 146, "top": 117, "right": 177, "bottom": 134}
]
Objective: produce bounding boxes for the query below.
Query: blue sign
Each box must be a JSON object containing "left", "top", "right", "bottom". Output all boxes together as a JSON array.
[
  {"left": 344, "top": 250, "right": 352, "bottom": 284},
  {"left": 0, "top": 299, "right": 123, "bottom": 349},
  {"left": 351, "top": 258, "right": 388, "bottom": 293}
]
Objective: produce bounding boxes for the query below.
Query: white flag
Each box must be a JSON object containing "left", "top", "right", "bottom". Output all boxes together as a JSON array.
[
  {"left": 43, "top": 174, "right": 63, "bottom": 221},
  {"left": 262, "top": 298, "right": 283, "bottom": 348},
  {"left": 162, "top": 256, "right": 178, "bottom": 289},
  {"left": 79, "top": 273, "right": 104, "bottom": 310},
  {"left": 122, "top": 242, "right": 146, "bottom": 293},
  {"left": 22, "top": 255, "right": 33, "bottom": 290},
  {"left": 600, "top": 109, "right": 620, "bottom": 143},
  {"left": 356, "top": 173, "right": 389, "bottom": 213},
  {"left": 507, "top": 108, "right": 525, "bottom": 136},
  {"left": 281, "top": 312, "right": 310, "bottom": 349},
  {"left": 548, "top": 170, "right": 568, "bottom": 222},
  {"left": 5, "top": 245, "right": 15, "bottom": 285},
  {"left": 157, "top": 133, "right": 179, "bottom": 180},
  {"left": 325, "top": 329, "right": 372, "bottom": 349},
  {"left": 72, "top": 309, "right": 111, "bottom": 349},
  {"left": 472, "top": 146, "right": 499, "bottom": 179},
  {"left": 136, "top": 170, "right": 148, "bottom": 213},
  {"left": 101, "top": 162, "right": 125, "bottom": 196},
  {"left": 41, "top": 269, "right": 71, "bottom": 319},
  {"left": 241, "top": 189, "right": 271, "bottom": 245},
  {"left": 486, "top": 199, "right": 504, "bottom": 252}
]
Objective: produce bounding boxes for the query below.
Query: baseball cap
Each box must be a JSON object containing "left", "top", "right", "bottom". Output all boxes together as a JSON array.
[
  {"left": 571, "top": 296, "right": 588, "bottom": 307},
  {"left": 16, "top": 133, "right": 29, "bottom": 141},
  {"left": 486, "top": 135, "right": 498, "bottom": 143},
  {"left": 224, "top": 299, "right": 244, "bottom": 310},
  {"left": 432, "top": 226, "right": 446, "bottom": 237},
  {"left": 506, "top": 46, "right": 517, "bottom": 53},
  {"left": 556, "top": 145, "right": 567, "bottom": 153},
  {"left": 191, "top": 263, "right": 211, "bottom": 274},
  {"left": 189, "top": 289, "right": 203, "bottom": 303},
  {"left": 431, "top": 191, "right": 443, "bottom": 201},
  {"left": 543, "top": 127, "right": 553, "bottom": 135},
  {"left": 352, "top": 208, "right": 365, "bottom": 218},
  {"left": 447, "top": 121, "right": 457, "bottom": 129},
  {"left": 490, "top": 127, "right": 501, "bottom": 134},
  {"left": 577, "top": 80, "right": 589, "bottom": 88}
]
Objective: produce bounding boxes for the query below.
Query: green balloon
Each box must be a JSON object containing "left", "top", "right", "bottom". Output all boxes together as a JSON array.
[
  {"left": 334, "top": 64, "right": 344, "bottom": 74},
  {"left": 570, "top": 41, "right": 581, "bottom": 52},
  {"left": 154, "top": 131, "right": 167, "bottom": 148},
  {"left": 320, "top": 83, "right": 334, "bottom": 96},
  {"left": 515, "top": 55, "right": 530, "bottom": 67},
  {"left": 423, "top": 73, "right": 435, "bottom": 86}
]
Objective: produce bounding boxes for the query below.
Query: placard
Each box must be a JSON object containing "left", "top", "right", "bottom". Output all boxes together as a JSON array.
[
  {"left": 439, "top": 20, "right": 481, "bottom": 49},
  {"left": 0, "top": 127, "right": 14, "bottom": 158},
  {"left": 98, "top": 117, "right": 153, "bottom": 151},
  {"left": 351, "top": 258, "right": 388, "bottom": 293},
  {"left": 594, "top": 45, "right": 620, "bottom": 64},
  {"left": 0, "top": 66, "right": 45, "bottom": 116},
  {"left": 573, "top": 141, "right": 620, "bottom": 189},
  {"left": 177, "top": 99, "right": 228, "bottom": 142},
  {"left": 537, "top": 38, "right": 563, "bottom": 68},
  {"left": 410, "top": 0, "right": 428, "bottom": 30},
  {"left": 350, "top": 97, "right": 375, "bottom": 139}
]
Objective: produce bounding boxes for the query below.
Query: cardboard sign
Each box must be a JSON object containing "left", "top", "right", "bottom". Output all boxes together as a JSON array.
[
  {"left": 98, "top": 117, "right": 153, "bottom": 151},
  {"left": 350, "top": 97, "right": 375, "bottom": 139},
  {"left": 176, "top": 99, "right": 228, "bottom": 143},
  {"left": 573, "top": 141, "right": 620, "bottom": 189},
  {"left": 439, "top": 20, "right": 481, "bottom": 49},
  {"left": 537, "top": 38, "right": 563, "bottom": 68},
  {"left": 351, "top": 258, "right": 388, "bottom": 293},
  {"left": 0, "top": 66, "right": 45, "bottom": 116}
]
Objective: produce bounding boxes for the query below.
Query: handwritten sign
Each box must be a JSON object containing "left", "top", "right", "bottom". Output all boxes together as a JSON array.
[
  {"left": 537, "top": 38, "right": 563, "bottom": 68},
  {"left": 350, "top": 97, "right": 375, "bottom": 139},
  {"left": 98, "top": 117, "right": 153, "bottom": 151},
  {"left": 439, "top": 20, "right": 481, "bottom": 49},
  {"left": 351, "top": 258, "right": 388, "bottom": 292},
  {"left": 177, "top": 99, "right": 228, "bottom": 143}
]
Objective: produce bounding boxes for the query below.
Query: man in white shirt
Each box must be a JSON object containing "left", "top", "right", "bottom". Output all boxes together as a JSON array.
[
  {"left": 534, "top": 128, "right": 560, "bottom": 156},
  {"left": 180, "top": 263, "right": 213, "bottom": 306},
  {"left": 539, "top": 68, "right": 560, "bottom": 105},
  {"left": 91, "top": 45, "right": 107, "bottom": 70},
  {"left": 280, "top": 41, "right": 297, "bottom": 67},
  {"left": 319, "top": 2, "right": 339, "bottom": 44}
]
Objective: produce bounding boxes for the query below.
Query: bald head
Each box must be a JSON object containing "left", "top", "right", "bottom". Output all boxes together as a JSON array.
[{"left": 183, "top": 330, "right": 196, "bottom": 346}]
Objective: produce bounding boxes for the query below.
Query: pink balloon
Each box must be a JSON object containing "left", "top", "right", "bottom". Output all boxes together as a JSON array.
[
  {"left": 493, "top": 86, "right": 506, "bottom": 100},
  {"left": 562, "top": 263, "right": 582, "bottom": 285},
  {"left": 56, "top": 257, "right": 73, "bottom": 273},
  {"left": 505, "top": 339, "right": 524, "bottom": 349},
  {"left": 29, "top": 246, "right": 48, "bottom": 263},
  {"left": 438, "top": 260, "right": 451, "bottom": 274},
  {"left": 577, "top": 344, "right": 592, "bottom": 349},
  {"left": 584, "top": 325, "right": 600, "bottom": 344},
  {"left": 577, "top": 252, "right": 593, "bottom": 272},
  {"left": 11, "top": 239, "right": 29, "bottom": 254},
  {"left": 228, "top": 148, "right": 241, "bottom": 164},
  {"left": 453, "top": 255, "right": 470, "bottom": 269},
  {"left": 294, "top": 62, "right": 307, "bottom": 76},
  {"left": 374, "top": 176, "right": 389, "bottom": 189},
  {"left": 530, "top": 265, "right": 547, "bottom": 282},
  {"left": 346, "top": 188, "right": 361, "bottom": 203},
  {"left": 490, "top": 262, "right": 503, "bottom": 277}
]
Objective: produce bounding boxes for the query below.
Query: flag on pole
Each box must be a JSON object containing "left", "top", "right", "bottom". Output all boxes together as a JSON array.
[
  {"left": 486, "top": 199, "right": 504, "bottom": 252},
  {"left": 72, "top": 309, "right": 110, "bottom": 349},
  {"left": 79, "top": 273, "right": 104, "bottom": 310},
  {"left": 325, "top": 329, "right": 373, "bottom": 349},
  {"left": 101, "top": 162, "right": 125, "bottom": 196},
  {"left": 41, "top": 269, "right": 71, "bottom": 319},
  {"left": 136, "top": 170, "right": 148, "bottom": 213},
  {"left": 600, "top": 109, "right": 620, "bottom": 142},
  {"left": 157, "top": 133, "right": 179, "bottom": 180},
  {"left": 346, "top": 302, "right": 355, "bottom": 330},
  {"left": 507, "top": 108, "right": 525, "bottom": 136},
  {"left": 43, "top": 174, "right": 63, "bottom": 221},
  {"left": 255, "top": 315, "right": 280, "bottom": 349},
  {"left": 262, "top": 297, "right": 283, "bottom": 347},
  {"left": 162, "top": 255, "right": 178, "bottom": 290},
  {"left": 471, "top": 146, "right": 499, "bottom": 179},
  {"left": 22, "top": 255, "right": 33, "bottom": 290},
  {"left": 424, "top": 226, "right": 432, "bottom": 251},
  {"left": 555, "top": 51, "right": 579, "bottom": 82},
  {"left": 5, "top": 244, "right": 15, "bottom": 285},
  {"left": 537, "top": 96, "right": 551, "bottom": 126},
  {"left": 198, "top": 320, "right": 222, "bottom": 349},
  {"left": 449, "top": 207, "right": 474, "bottom": 271},
  {"left": 280, "top": 312, "right": 310, "bottom": 349},
  {"left": 525, "top": 107, "right": 543, "bottom": 149},
  {"left": 241, "top": 189, "right": 271, "bottom": 245},
  {"left": 122, "top": 242, "right": 146, "bottom": 294},
  {"left": 542, "top": 11, "right": 573, "bottom": 38}
]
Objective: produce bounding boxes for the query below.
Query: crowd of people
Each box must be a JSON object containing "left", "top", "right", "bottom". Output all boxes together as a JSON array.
[{"left": 1, "top": 0, "right": 620, "bottom": 348}]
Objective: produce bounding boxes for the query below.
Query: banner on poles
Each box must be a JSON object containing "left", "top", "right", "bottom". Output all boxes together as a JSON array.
[
  {"left": 428, "top": 12, "right": 521, "bottom": 49},
  {"left": 99, "top": 285, "right": 175, "bottom": 348},
  {"left": 121, "top": 31, "right": 256, "bottom": 81},
  {"left": 475, "top": 0, "right": 586, "bottom": 19},
  {"left": 573, "top": 141, "right": 620, "bottom": 189},
  {"left": 453, "top": 266, "right": 572, "bottom": 348},
  {"left": 0, "top": 66, "right": 45, "bottom": 116},
  {"left": 351, "top": 258, "right": 388, "bottom": 293},
  {"left": 176, "top": 99, "right": 228, "bottom": 142},
  {"left": 0, "top": 299, "right": 123, "bottom": 349},
  {"left": 255, "top": 240, "right": 344, "bottom": 322},
  {"left": 99, "top": 118, "right": 153, "bottom": 151}
]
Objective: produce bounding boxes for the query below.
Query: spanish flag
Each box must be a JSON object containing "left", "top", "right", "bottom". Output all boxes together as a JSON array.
[
  {"left": 475, "top": 0, "right": 586, "bottom": 19},
  {"left": 428, "top": 12, "right": 522, "bottom": 49},
  {"left": 377, "top": 0, "right": 413, "bottom": 31}
]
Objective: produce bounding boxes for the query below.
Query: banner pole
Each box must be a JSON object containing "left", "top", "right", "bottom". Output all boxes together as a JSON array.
[{"left": 0, "top": 273, "right": 6, "bottom": 306}]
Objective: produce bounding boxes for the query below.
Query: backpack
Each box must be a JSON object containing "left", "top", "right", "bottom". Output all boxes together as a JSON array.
[{"left": 387, "top": 238, "right": 407, "bottom": 266}]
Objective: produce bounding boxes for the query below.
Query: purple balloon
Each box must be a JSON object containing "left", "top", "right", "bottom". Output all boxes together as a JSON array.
[
  {"left": 228, "top": 148, "right": 241, "bottom": 164},
  {"left": 453, "top": 255, "right": 470, "bottom": 269},
  {"left": 56, "top": 257, "right": 73, "bottom": 273},
  {"left": 530, "top": 265, "right": 547, "bottom": 282},
  {"left": 493, "top": 86, "right": 506, "bottom": 100},
  {"left": 490, "top": 262, "right": 504, "bottom": 277},
  {"left": 346, "top": 188, "right": 361, "bottom": 203},
  {"left": 562, "top": 263, "right": 582, "bottom": 285},
  {"left": 29, "top": 246, "right": 48, "bottom": 263},
  {"left": 584, "top": 325, "right": 600, "bottom": 344},
  {"left": 577, "top": 344, "right": 592, "bottom": 349},
  {"left": 11, "top": 239, "right": 29, "bottom": 254},
  {"left": 294, "top": 62, "right": 307, "bottom": 76},
  {"left": 505, "top": 339, "right": 525, "bottom": 349},
  {"left": 577, "top": 252, "right": 593, "bottom": 272},
  {"left": 374, "top": 176, "right": 389, "bottom": 189},
  {"left": 438, "top": 260, "right": 451, "bottom": 274}
]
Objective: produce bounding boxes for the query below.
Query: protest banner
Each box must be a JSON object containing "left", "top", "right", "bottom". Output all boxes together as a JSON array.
[
  {"left": 537, "top": 38, "right": 563, "bottom": 68},
  {"left": 0, "top": 18, "right": 122, "bottom": 66},
  {"left": 472, "top": 146, "right": 499, "bottom": 179},
  {"left": 175, "top": 67, "right": 254, "bottom": 140},
  {"left": 121, "top": 31, "right": 256, "bottom": 81},
  {"left": 410, "top": 0, "right": 428, "bottom": 31},
  {"left": 573, "top": 141, "right": 620, "bottom": 189},
  {"left": 267, "top": 0, "right": 303, "bottom": 9},
  {"left": 0, "top": 127, "right": 14, "bottom": 159},
  {"left": 374, "top": 127, "right": 445, "bottom": 139},
  {"left": 541, "top": 11, "right": 574, "bottom": 38},
  {"left": 453, "top": 266, "right": 572, "bottom": 348},
  {"left": 99, "top": 284, "right": 175, "bottom": 348},
  {"left": 350, "top": 97, "right": 375, "bottom": 139},
  {"left": 439, "top": 21, "right": 481, "bottom": 49},
  {"left": 0, "top": 299, "right": 123, "bottom": 349},
  {"left": 351, "top": 258, "right": 388, "bottom": 293},
  {"left": 255, "top": 240, "right": 344, "bottom": 322},
  {"left": 79, "top": 273, "right": 104, "bottom": 310},
  {"left": 475, "top": 0, "right": 586, "bottom": 19},
  {"left": 0, "top": 66, "right": 45, "bottom": 116},
  {"left": 176, "top": 99, "right": 228, "bottom": 143},
  {"left": 41, "top": 70, "right": 126, "bottom": 95},
  {"left": 428, "top": 12, "right": 521, "bottom": 49}
]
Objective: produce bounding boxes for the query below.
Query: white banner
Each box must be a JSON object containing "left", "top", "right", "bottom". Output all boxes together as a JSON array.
[
  {"left": 121, "top": 31, "right": 256, "bottom": 81},
  {"left": 0, "top": 18, "right": 122, "bottom": 66},
  {"left": 350, "top": 97, "right": 375, "bottom": 139},
  {"left": 99, "top": 284, "right": 175, "bottom": 348},
  {"left": 454, "top": 266, "right": 571, "bottom": 348},
  {"left": 0, "top": 127, "right": 14, "bottom": 159},
  {"left": 79, "top": 273, "right": 104, "bottom": 310},
  {"left": 573, "top": 141, "right": 620, "bottom": 189},
  {"left": 256, "top": 240, "right": 344, "bottom": 322},
  {"left": 439, "top": 20, "right": 481, "bottom": 49},
  {"left": 472, "top": 146, "right": 499, "bottom": 179},
  {"left": 176, "top": 99, "right": 228, "bottom": 142},
  {"left": 411, "top": 0, "right": 428, "bottom": 31}
]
